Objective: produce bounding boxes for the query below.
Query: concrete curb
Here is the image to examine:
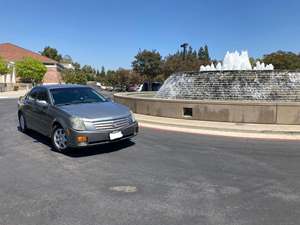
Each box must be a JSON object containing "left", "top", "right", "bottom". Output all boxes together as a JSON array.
[
  {"left": 137, "top": 119, "right": 300, "bottom": 135},
  {"left": 136, "top": 115, "right": 300, "bottom": 140},
  {"left": 0, "top": 97, "right": 19, "bottom": 99},
  {"left": 139, "top": 122, "right": 300, "bottom": 140}
]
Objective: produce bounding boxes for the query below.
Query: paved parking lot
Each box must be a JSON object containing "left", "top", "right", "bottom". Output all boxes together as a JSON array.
[{"left": 1, "top": 98, "right": 300, "bottom": 225}]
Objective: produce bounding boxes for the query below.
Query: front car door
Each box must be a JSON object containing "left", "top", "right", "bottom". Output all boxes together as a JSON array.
[{"left": 35, "top": 87, "right": 53, "bottom": 136}]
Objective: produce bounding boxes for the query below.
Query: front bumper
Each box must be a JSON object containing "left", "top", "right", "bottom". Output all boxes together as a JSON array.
[{"left": 67, "top": 122, "right": 139, "bottom": 148}]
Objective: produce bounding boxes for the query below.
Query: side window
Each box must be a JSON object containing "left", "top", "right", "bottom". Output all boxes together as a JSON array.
[
  {"left": 27, "top": 88, "right": 38, "bottom": 101},
  {"left": 37, "top": 88, "right": 50, "bottom": 103}
]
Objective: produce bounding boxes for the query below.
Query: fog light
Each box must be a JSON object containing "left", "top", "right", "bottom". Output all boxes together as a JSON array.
[{"left": 76, "top": 136, "right": 88, "bottom": 143}]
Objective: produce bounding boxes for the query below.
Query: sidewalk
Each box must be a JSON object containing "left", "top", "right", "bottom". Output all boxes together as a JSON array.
[
  {"left": 135, "top": 114, "right": 300, "bottom": 140},
  {"left": 0, "top": 90, "right": 27, "bottom": 99}
]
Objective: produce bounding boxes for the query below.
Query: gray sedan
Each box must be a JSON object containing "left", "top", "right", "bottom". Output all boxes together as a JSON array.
[{"left": 17, "top": 84, "right": 138, "bottom": 152}]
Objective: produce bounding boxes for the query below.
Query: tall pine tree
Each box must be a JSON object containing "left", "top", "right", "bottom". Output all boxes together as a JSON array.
[
  {"left": 100, "top": 66, "right": 106, "bottom": 77},
  {"left": 198, "top": 45, "right": 210, "bottom": 62},
  {"left": 198, "top": 47, "right": 206, "bottom": 60},
  {"left": 204, "top": 45, "right": 210, "bottom": 61}
]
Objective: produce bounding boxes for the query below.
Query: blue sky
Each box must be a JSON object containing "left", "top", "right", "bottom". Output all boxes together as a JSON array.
[{"left": 1, "top": 0, "right": 299, "bottom": 70}]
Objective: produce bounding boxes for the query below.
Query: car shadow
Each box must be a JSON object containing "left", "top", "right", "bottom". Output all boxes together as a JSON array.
[
  {"left": 18, "top": 127, "right": 53, "bottom": 146},
  {"left": 65, "top": 140, "right": 135, "bottom": 158},
  {"left": 18, "top": 127, "right": 135, "bottom": 157}
]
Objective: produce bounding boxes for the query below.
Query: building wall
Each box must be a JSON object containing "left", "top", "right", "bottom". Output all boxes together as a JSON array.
[
  {"left": 1, "top": 64, "right": 62, "bottom": 85},
  {"left": 43, "top": 65, "right": 62, "bottom": 84},
  {"left": 0, "top": 63, "right": 15, "bottom": 84},
  {"left": 0, "top": 75, "right": 5, "bottom": 83}
]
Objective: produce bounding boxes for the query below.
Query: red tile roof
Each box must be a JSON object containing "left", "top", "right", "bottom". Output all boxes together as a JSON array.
[{"left": 0, "top": 43, "right": 57, "bottom": 64}]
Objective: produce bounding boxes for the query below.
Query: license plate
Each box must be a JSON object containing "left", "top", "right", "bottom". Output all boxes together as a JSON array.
[{"left": 109, "top": 131, "right": 123, "bottom": 140}]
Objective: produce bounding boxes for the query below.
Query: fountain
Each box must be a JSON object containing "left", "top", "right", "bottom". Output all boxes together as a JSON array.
[
  {"left": 156, "top": 51, "right": 300, "bottom": 101},
  {"left": 200, "top": 51, "right": 274, "bottom": 71},
  {"left": 114, "top": 51, "right": 300, "bottom": 125}
]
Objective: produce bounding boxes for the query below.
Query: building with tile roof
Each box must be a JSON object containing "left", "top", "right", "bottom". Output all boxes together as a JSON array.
[{"left": 0, "top": 43, "right": 63, "bottom": 90}]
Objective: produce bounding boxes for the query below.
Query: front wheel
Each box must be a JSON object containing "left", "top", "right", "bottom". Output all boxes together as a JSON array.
[
  {"left": 18, "top": 113, "right": 28, "bottom": 132},
  {"left": 51, "top": 125, "right": 68, "bottom": 153}
]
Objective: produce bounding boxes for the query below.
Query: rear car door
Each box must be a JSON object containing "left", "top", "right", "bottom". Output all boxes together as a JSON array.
[{"left": 22, "top": 87, "right": 39, "bottom": 130}]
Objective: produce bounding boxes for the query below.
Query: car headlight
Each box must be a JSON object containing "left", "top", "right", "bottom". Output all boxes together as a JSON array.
[
  {"left": 130, "top": 111, "right": 136, "bottom": 123},
  {"left": 70, "top": 117, "right": 86, "bottom": 131}
]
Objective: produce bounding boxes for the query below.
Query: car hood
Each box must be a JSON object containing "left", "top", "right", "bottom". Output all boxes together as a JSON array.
[{"left": 58, "top": 102, "right": 131, "bottom": 120}]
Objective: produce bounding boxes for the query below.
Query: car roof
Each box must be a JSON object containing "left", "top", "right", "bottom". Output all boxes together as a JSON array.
[{"left": 37, "top": 84, "right": 89, "bottom": 90}]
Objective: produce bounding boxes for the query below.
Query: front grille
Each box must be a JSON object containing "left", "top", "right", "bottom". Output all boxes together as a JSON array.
[{"left": 90, "top": 117, "right": 131, "bottom": 130}]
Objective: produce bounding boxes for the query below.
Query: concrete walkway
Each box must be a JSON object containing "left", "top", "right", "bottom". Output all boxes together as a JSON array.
[
  {"left": 0, "top": 90, "right": 27, "bottom": 99},
  {"left": 136, "top": 114, "right": 300, "bottom": 140}
]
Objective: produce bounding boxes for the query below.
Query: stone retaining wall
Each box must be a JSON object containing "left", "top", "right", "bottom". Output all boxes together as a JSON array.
[{"left": 114, "top": 92, "right": 300, "bottom": 125}]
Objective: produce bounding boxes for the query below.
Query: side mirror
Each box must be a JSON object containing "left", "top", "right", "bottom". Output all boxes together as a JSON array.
[
  {"left": 18, "top": 96, "right": 25, "bottom": 103},
  {"left": 36, "top": 100, "right": 49, "bottom": 107}
]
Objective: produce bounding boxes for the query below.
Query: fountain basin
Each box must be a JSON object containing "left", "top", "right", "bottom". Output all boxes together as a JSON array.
[
  {"left": 114, "top": 92, "right": 300, "bottom": 125},
  {"left": 116, "top": 51, "right": 300, "bottom": 125},
  {"left": 156, "top": 71, "right": 300, "bottom": 101}
]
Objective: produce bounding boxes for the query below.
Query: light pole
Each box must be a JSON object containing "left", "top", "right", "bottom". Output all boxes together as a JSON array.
[{"left": 180, "top": 43, "right": 189, "bottom": 60}]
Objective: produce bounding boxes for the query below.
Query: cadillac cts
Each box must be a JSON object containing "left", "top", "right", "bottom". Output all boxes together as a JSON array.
[{"left": 17, "top": 85, "right": 138, "bottom": 152}]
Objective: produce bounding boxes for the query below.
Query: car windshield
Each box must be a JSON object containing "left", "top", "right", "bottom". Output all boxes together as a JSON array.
[{"left": 50, "top": 87, "right": 107, "bottom": 106}]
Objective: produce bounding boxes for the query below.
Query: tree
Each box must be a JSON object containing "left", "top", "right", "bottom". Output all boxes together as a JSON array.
[
  {"left": 113, "top": 69, "right": 143, "bottom": 90},
  {"left": 198, "top": 47, "right": 205, "bottom": 60},
  {"left": 263, "top": 51, "right": 300, "bottom": 70},
  {"left": 114, "top": 69, "right": 130, "bottom": 90},
  {"left": 198, "top": 45, "right": 210, "bottom": 62},
  {"left": 100, "top": 66, "right": 106, "bottom": 77},
  {"left": 249, "top": 57, "right": 257, "bottom": 67},
  {"left": 15, "top": 57, "right": 47, "bottom": 84},
  {"left": 103, "top": 70, "right": 117, "bottom": 86},
  {"left": 132, "top": 50, "right": 162, "bottom": 88},
  {"left": 81, "top": 65, "right": 96, "bottom": 81},
  {"left": 187, "top": 46, "right": 193, "bottom": 56},
  {"left": 204, "top": 45, "right": 210, "bottom": 61},
  {"left": 95, "top": 66, "right": 106, "bottom": 81},
  {"left": 40, "top": 46, "right": 62, "bottom": 62},
  {"left": 72, "top": 62, "right": 81, "bottom": 70},
  {"left": 97, "top": 68, "right": 143, "bottom": 89},
  {"left": 61, "top": 69, "right": 87, "bottom": 84},
  {"left": 0, "top": 57, "right": 9, "bottom": 75},
  {"left": 162, "top": 53, "right": 200, "bottom": 78},
  {"left": 61, "top": 55, "right": 73, "bottom": 64},
  {"left": 81, "top": 65, "right": 94, "bottom": 74},
  {"left": 128, "top": 70, "right": 143, "bottom": 85}
]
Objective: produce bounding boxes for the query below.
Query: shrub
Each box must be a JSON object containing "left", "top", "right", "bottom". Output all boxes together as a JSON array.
[
  {"left": 15, "top": 57, "right": 47, "bottom": 83},
  {"left": 61, "top": 69, "right": 87, "bottom": 84}
]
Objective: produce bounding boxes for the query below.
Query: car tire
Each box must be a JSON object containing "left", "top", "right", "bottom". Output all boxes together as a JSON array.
[
  {"left": 51, "top": 125, "right": 69, "bottom": 153},
  {"left": 18, "top": 113, "right": 28, "bottom": 133}
]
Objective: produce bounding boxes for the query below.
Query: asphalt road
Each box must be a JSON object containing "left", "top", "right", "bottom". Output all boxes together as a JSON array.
[{"left": 1, "top": 98, "right": 300, "bottom": 225}]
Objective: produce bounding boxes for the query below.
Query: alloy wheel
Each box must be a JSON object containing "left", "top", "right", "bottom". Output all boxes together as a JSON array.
[{"left": 53, "top": 128, "right": 68, "bottom": 151}]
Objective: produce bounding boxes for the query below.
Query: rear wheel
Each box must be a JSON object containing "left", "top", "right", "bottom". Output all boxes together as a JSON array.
[
  {"left": 52, "top": 125, "right": 68, "bottom": 153},
  {"left": 18, "top": 113, "right": 27, "bottom": 132}
]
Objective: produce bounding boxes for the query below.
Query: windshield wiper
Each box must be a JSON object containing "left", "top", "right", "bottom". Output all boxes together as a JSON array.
[
  {"left": 56, "top": 102, "right": 74, "bottom": 106},
  {"left": 56, "top": 100, "right": 101, "bottom": 106}
]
